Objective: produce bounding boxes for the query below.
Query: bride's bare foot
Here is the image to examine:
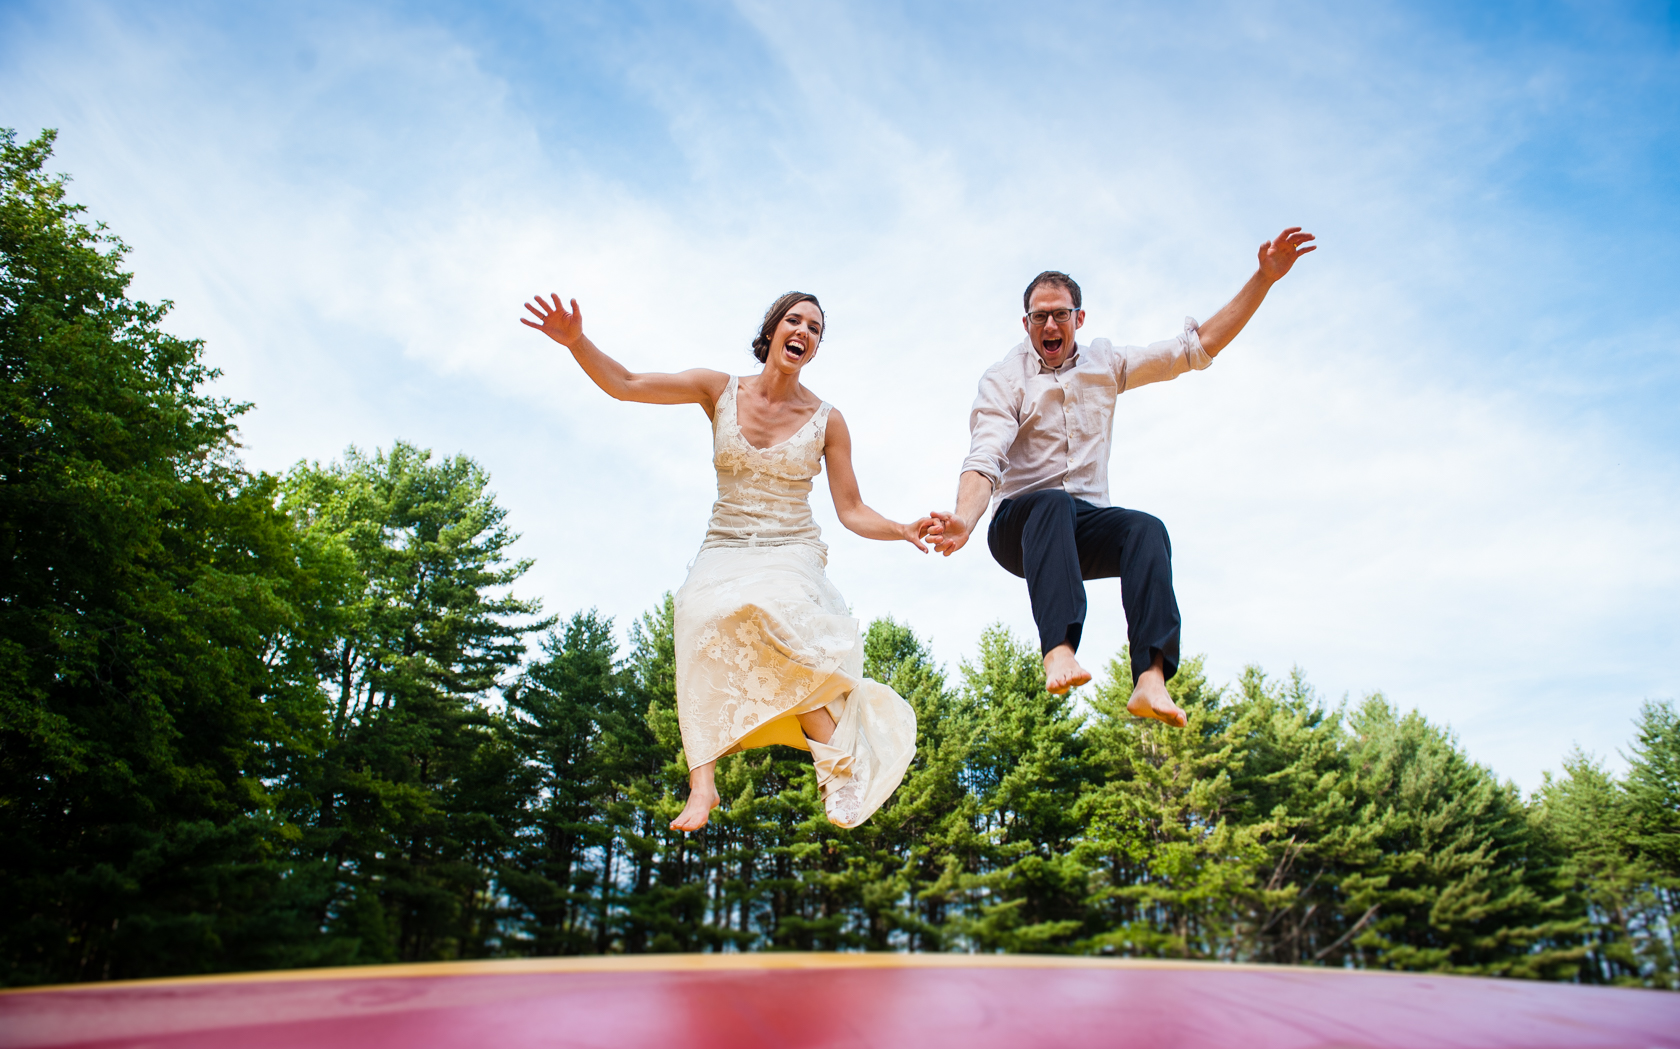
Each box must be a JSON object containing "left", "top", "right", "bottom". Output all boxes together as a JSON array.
[
  {"left": 670, "top": 787, "right": 720, "bottom": 832},
  {"left": 670, "top": 760, "right": 720, "bottom": 832},
  {"left": 1126, "top": 659, "right": 1186, "bottom": 727},
  {"left": 1044, "top": 643, "right": 1092, "bottom": 695}
]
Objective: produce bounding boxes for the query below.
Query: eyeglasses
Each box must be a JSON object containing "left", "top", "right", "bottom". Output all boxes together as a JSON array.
[{"left": 1026, "top": 308, "right": 1077, "bottom": 327}]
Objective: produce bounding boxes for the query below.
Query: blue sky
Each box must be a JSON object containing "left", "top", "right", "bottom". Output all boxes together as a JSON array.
[{"left": 5, "top": 0, "right": 1677, "bottom": 790}]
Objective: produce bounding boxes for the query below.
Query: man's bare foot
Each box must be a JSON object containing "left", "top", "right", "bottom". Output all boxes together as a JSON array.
[
  {"left": 1126, "top": 664, "right": 1187, "bottom": 727},
  {"left": 670, "top": 786, "right": 720, "bottom": 832},
  {"left": 1043, "top": 644, "right": 1092, "bottom": 695}
]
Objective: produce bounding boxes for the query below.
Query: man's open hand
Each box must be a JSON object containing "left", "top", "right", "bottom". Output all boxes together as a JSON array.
[{"left": 1257, "top": 228, "right": 1316, "bottom": 284}]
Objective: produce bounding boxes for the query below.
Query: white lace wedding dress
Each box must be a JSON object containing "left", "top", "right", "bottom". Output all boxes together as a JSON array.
[{"left": 673, "top": 376, "right": 917, "bottom": 828}]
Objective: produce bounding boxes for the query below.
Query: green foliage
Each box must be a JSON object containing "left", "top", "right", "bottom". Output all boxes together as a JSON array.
[
  {"left": 949, "top": 626, "right": 1088, "bottom": 952},
  {"left": 1627, "top": 701, "right": 1680, "bottom": 887},
  {"left": 1078, "top": 653, "right": 1268, "bottom": 959},
  {"left": 1531, "top": 753, "right": 1658, "bottom": 983},
  {"left": 1526, "top": 702, "right": 1680, "bottom": 988},
  {"left": 1339, "top": 699, "right": 1581, "bottom": 977},
  {"left": 4, "top": 128, "right": 1674, "bottom": 990},
  {"left": 502, "top": 610, "right": 650, "bottom": 954},
  {"left": 1, "top": 127, "right": 317, "bottom": 984},
  {"left": 275, "top": 442, "right": 551, "bottom": 964}
]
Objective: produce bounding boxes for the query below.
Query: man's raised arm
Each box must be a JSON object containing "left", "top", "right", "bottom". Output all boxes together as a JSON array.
[{"left": 1194, "top": 227, "right": 1316, "bottom": 356}]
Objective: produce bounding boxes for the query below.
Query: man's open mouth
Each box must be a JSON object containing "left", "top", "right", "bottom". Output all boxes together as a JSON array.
[{"left": 1042, "top": 337, "right": 1064, "bottom": 354}]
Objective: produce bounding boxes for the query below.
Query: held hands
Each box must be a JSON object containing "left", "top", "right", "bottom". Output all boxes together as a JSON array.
[
  {"left": 1257, "top": 228, "right": 1317, "bottom": 285},
  {"left": 923, "top": 511, "right": 973, "bottom": 557},
  {"left": 903, "top": 516, "right": 938, "bottom": 553},
  {"left": 521, "top": 294, "right": 586, "bottom": 348}
]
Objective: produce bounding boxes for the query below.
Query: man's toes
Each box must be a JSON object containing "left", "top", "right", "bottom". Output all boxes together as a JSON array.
[
  {"left": 1127, "top": 694, "right": 1186, "bottom": 727},
  {"left": 1047, "top": 672, "right": 1085, "bottom": 694}
]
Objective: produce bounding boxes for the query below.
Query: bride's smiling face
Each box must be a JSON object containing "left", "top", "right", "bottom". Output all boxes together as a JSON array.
[{"left": 767, "top": 301, "right": 824, "bottom": 373}]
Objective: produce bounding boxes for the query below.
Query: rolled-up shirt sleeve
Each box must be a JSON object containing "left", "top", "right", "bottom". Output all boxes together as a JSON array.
[
  {"left": 960, "top": 365, "right": 1019, "bottom": 488},
  {"left": 1118, "top": 316, "right": 1213, "bottom": 391}
]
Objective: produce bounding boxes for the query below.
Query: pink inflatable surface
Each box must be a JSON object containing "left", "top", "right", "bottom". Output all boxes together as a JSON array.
[{"left": 2, "top": 954, "right": 1676, "bottom": 1049}]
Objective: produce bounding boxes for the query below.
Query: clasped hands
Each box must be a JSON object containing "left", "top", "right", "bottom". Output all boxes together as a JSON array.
[{"left": 907, "top": 511, "right": 971, "bottom": 557}]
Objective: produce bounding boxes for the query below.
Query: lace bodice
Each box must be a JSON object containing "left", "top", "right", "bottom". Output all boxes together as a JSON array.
[{"left": 702, "top": 376, "right": 831, "bottom": 553}]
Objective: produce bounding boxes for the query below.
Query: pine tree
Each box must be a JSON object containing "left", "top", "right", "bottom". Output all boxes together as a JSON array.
[
  {"left": 278, "top": 444, "right": 549, "bottom": 963},
  {"left": 1076, "top": 649, "right": 1266, "bottom": 959},
  {"left": 502, "top": 611, "right": 624, "bottom": 953},
  {"left": 1620, "top": 700, "right": 1680, "bottom": 985},
  {"left": 858, "top": 617, "right": 972, "bottom": 950},
  {"left": 1223, "top": 667, "right": 1388, "bottom": 965},
  {"left": 949, "top": 626, "right": 1089, "bottom": 952},
  {"left": 1529, "top": 751, "right": 1654, "bottom": 983},
  {"left": 1342, "top": 697, "right": 1578, "bottom": 977}
]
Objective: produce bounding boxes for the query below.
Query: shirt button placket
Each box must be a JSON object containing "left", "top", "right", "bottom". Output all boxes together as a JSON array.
[{"left": 1065, "top": 381, "right": 1074, "bottom": 470}]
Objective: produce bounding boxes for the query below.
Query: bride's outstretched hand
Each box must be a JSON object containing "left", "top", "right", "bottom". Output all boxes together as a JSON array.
[{"left": 521, "top": 294, "right": 585, "bottom": 348}]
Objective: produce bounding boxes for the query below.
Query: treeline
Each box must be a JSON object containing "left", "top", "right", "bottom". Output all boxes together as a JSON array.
[{"left": 3, "top": 128, "right": 1677, "bottom": 990}]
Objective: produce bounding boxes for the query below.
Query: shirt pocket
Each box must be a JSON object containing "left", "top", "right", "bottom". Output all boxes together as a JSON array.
[{"left": 1069, "top": 371, "right": 1119, "bottom": 436}]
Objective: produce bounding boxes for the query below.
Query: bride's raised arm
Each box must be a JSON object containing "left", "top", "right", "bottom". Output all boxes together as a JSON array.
[
  {"left": 823, "top": 408, "right": 933, "bottom": 552},
  {"left": 522, "top": 294, "right": 729, "bottom": 415}
]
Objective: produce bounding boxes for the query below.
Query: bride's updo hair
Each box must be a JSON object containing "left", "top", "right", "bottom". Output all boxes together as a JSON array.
[{"left": 752, "top": 291, "right": 824, "bottom": 362}]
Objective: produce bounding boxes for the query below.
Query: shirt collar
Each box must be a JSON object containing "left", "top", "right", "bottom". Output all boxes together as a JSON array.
[{"left": 1031, "top": 342, "right": 1080, "bottom": 374}]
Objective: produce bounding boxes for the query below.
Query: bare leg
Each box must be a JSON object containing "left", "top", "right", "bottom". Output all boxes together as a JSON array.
[
  {"left": 797, "top": 706, "right": 837, "bottom": 745},
  {"left": 1126, "top": 652, "right": 1187, "bottom": 727},
  {"left": 670, "top": 760, "right": 720, "bottom": 832},
  {"left": 1043, "top": 643, "right": 1092, "bottom": 695}
]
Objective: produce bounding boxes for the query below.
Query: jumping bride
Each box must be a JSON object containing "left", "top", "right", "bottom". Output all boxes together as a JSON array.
[{"left": 522, "top": 290, "right": 924, "bottom": 832}]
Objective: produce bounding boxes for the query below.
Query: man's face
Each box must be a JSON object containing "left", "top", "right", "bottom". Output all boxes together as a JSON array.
[{"left": 1023, "top": 285, "right": 1084, "bottom": 369}]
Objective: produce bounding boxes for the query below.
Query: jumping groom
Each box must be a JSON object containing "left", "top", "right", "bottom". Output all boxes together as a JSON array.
[{"left": 928, "top": 228, "right": 1316, "bottom": 726}]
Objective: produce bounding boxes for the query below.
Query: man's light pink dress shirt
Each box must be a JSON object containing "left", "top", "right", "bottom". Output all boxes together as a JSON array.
[{"left": 961, "top": 318, "right": 1212, "bottom": 509}]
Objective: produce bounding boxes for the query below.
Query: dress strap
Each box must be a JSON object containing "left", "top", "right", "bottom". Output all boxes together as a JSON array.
[{"left": 715, "top": 375, "right": 740, "bottom": 432}]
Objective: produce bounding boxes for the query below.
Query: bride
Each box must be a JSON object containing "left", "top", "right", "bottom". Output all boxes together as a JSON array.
[{"left": 522, "top": 290, "right": 925, "bottom": 832}]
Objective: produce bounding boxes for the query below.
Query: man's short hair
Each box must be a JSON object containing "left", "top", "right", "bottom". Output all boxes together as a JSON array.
[
  {"left": 1023, "top": 271, "right": 1082, "bottom": 313},
  {"left": 1014, "top": 270, "right": 1081, "bottom": 311}
]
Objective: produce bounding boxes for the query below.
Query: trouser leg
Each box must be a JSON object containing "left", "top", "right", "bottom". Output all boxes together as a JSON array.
[
  {"left": 987, "top": 489, "right": 1086, "bottom": 656},
  {"left": 1073, "top": 502, "right": 1181, "bottom": 683}
]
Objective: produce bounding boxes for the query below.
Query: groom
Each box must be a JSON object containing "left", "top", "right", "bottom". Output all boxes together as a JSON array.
[{"left": 928, "top": 228, "right": 1316, "bottom": 725}]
